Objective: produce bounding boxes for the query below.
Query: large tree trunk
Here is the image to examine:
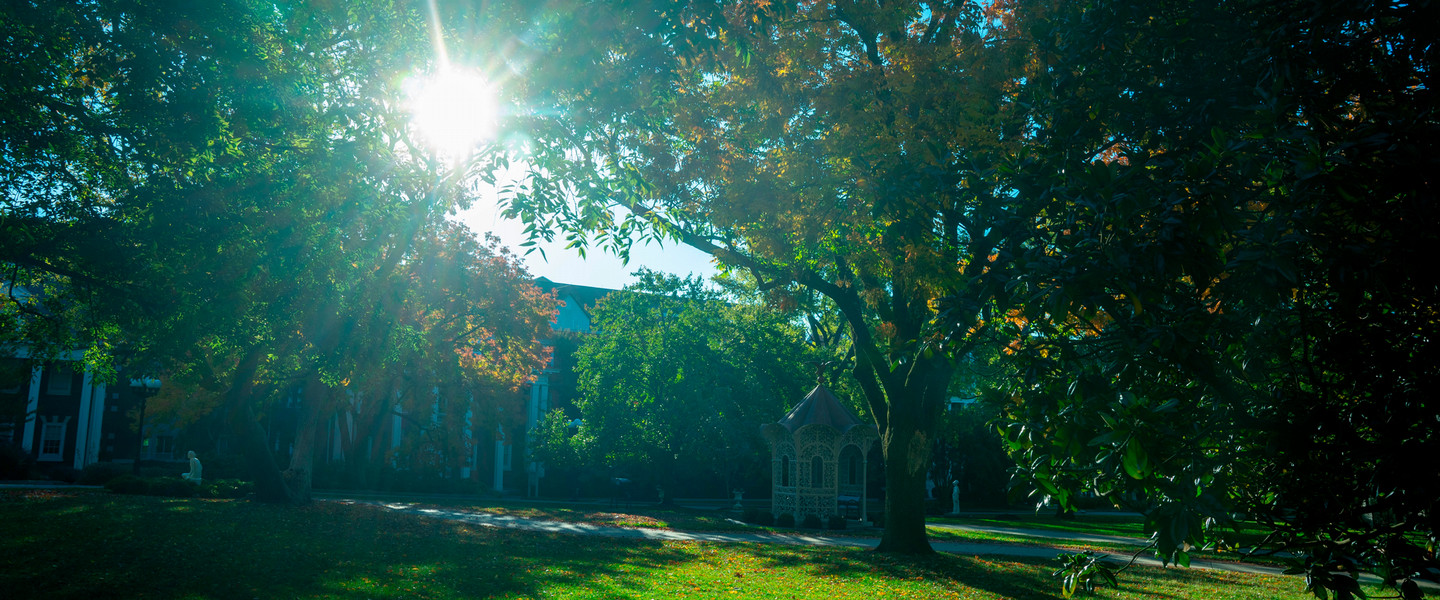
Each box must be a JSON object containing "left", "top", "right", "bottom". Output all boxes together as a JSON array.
[
  {"left": 875, "top": 412, "right": 937, "bottom": 553},
  {"left": 281, "top": 380, "right": 328, "bottom": 503},
  {"left": 868, "top": 356, "right": 953, "bottom": 554},
  {"left": 223, "top": 347, "right": 305, "bottom": 504}
]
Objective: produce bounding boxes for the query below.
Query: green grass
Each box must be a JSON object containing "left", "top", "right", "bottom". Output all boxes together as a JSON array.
[
  {"left": 933, "top": 514, "right": 1149, "bottom": 538},
  {"left": 1, "top": 489, "right": 1415, "bottom": 600}
]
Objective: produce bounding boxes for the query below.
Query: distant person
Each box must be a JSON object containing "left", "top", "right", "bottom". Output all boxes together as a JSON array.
[{"left": 180, "top": 451, "right": 203, "bottom": 484}]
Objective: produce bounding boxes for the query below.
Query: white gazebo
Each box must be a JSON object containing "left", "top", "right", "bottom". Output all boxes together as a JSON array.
[{"left": 762, "top": 384, "right": 878, "bottom": 522}]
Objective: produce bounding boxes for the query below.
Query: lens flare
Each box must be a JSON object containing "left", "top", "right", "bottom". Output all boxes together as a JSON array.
[{"left": 408, "top": 67, "right": 499, "bottom": 158}]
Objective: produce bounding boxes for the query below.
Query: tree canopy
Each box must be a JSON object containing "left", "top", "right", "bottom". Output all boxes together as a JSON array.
[
  {"left": 1, "top": 0, "right": 554, "bottom": 502},
  {"left": 449, "top": 0, "right": 1436, "bottom": 586},
  {"left": 991, "top": 1, "right": 1438, "bottom": 595},
  {"left": 534, "top": 269, "right": 816, "bottom": 498}
]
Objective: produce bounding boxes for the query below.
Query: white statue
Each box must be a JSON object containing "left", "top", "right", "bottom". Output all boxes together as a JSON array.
[
  {"left": 733, "top": 489, "right": 745, "bottom": 510},
  {"left": 181, "top": 450, "right": 203, "bottom": 484},
  {"left": 951, "top": 480, "right": 960, "bottom": 515},
  {"left": 926, "top": 476, "right": 936, "bottom": 499}
]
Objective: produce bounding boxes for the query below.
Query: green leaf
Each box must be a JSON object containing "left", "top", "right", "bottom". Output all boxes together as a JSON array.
[{"left": 1122, "top": 442, "right": 1149, "bottom": 479}]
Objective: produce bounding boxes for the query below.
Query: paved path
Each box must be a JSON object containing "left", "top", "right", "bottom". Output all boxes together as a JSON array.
[
  {"left": 328, "top": 499, "right": 1289, "bottom": 577},
  {"left": 6, "top": 484, "right": 1428, "bottom": 591},
  {"left": 332, "top": 498, "right": 1438, "bottom": 590}
]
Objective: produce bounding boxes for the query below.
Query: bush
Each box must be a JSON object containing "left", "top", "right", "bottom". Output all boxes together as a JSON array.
[
  {"left": 775, "top": 513, "right": 795, "bottom": 528},
  {"left": 47, "top": 465, "right": 79, "bottom": 483},
  {"left": 867, "top": 512, "right": 885, "bottom": 527},
  {"left": 801, "top": 514, "right": 823, "bottom": 529},
  {"left": 827, "top": 515, "right": 848, "bottom": 530},
  {"left": 202, "top": 479, "right": 253, "bottom": 499},
  {"left": 78, "top": 463, "right": 129, "bottom": 486},
  {"left": 742, "top": 507, "right": 760, "bottom": 523},
  {"left": 105, "top": 475, "right": 152, "bottom": 495},
  {"left": 151, "top": 478, "right": 198, "bottom": 497},
  {"left": 105, "top": 475, "right": 211, "bottom": 498},
  {"left": 0, "top": 442, "right": 35, "bottom": 480},
  {"left": 198, "top": 454, "right": 248, "bottom": 481},
  {"left": 754, "top": 511, "right": 775, "bottom": 526}
]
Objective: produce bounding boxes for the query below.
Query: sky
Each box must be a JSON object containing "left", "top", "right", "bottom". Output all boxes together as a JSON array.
[
  {"left": 451, "top": 190, "right": 719, "bottom": 292},
  {"left": 409, "top": 68, "right": 719, "bottom": 290}
]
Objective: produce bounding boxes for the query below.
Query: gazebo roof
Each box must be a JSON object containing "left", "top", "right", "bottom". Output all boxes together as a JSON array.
[{"left": 776, "top": 384, "right": 867, "bottom": 434}]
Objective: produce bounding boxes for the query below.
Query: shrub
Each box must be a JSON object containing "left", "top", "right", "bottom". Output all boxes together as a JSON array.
[
  {"left": 199, "top": 454, "right": 247, "bottom": 481},
  {"left": 754, "top": 511, "right": 775, "bottom": 526},
  {"left": 78, "top": 463, "right": 129, "bottom": 486},
  {"left": 47, "top": 466, "right": 80, "bottom": 483},
  {"left": 868, "top": 512, "right": 885, "bottom": 527},
  {"left": 775, "top": 513, "right": 795, "bottom": 528},
  {"left": 827, "top": 515, "right": 848, "bottom": 530},
  {"left": 801, "top": 514, "right": 823, "bottom": 529},
  {"left": 203, "top": 479, "right": 253, "bottom": 499},
  {"left": 105, "top": 475, "right": 210, "bottom": 497},
  {"left": 151, "top": 478, "right": 198, "bottom": 497},
  {"left": 742, "top": 507, "right": 760, "bottom": 523},
  {"left": 105, "top": 475, "right": 152, "bottom": 495},
  {"left": 0, "top": 442, "right": 35, "bottom": 480}
]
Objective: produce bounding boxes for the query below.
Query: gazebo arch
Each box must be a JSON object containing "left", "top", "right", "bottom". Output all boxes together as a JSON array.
[{"left": 762, "top": 384, "right": 878, "bottom": 522}]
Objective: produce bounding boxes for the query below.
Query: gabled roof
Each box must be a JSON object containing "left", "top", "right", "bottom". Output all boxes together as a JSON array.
[
  {"left": 776, "top": 384, "right": 867, "bottom": 434},
  {"left": 534, "top": 277, "right": 615, "bottom": 312}
]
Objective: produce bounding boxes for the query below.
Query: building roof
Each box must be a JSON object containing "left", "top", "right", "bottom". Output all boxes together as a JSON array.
[
  {"left": 776, "top": 384, "right": 868, "bottom": 434},
  {"left": 534, "top": 277, "right": 615, "bottom": 311}
]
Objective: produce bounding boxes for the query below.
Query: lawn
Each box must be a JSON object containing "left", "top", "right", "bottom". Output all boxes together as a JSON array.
[
  {"left": 930, "top": 513, "right": 1151, "bottom": 539},
  {"left": 1, "top": 489, "right": 1398, "bottom": 600}
]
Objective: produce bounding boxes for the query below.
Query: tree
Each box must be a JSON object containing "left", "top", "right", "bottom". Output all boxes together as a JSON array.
[
  {"left": 984, "top": 1, "right": 1438, "bottom": 596},
  {"left": 1, "top": 0, "right": 554, "bottom": 503},
  {"left": 537, "top": 269, "right": 815, "bottom": 499},
  {"left": 456, "top": 0, "right": 1035, "bottom": 553}
]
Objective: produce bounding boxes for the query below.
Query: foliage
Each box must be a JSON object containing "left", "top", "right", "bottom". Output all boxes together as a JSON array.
[
  {"left": 546, "top": 269, "right": 815, "bottom": 497},
  {"left": 103, "top": 475, "right": 253, "bottom": 499},
  {"left": 775, "top": 513, "right": 796, "bottom": 528},
  {"left": 802, "top": 514, "right": 824, "bottom": 530},
  {"left": 468, "top": 0, "right": 1039, "bottom": 553},
  {"left": 0, "top": 442, "right": 36, "bottom": 480},
  {"left": 1052, "top": 552, "right": 1119, "bottom": 598},
  {"left": 828, "top": 515, "right": 849, "bottom": 531},
  {"left": 933, "top": 403, "right": 1012, "bottom": 508},
  {"left": 0, "top": 0, "right": 555, "bottom": 502},
  {"left": 76, "top": 462, "right": 129, "bottom": 486},
  {"left": 984, "top": 0, "right": 1439, "bottom": 597}
]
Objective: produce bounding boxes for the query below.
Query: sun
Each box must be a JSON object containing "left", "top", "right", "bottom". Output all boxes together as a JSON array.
[{"left": 407, "top": 67, "right": 500, "bottom": 158}]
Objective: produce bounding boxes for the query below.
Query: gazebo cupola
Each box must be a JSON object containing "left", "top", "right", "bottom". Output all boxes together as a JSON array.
[{"left": 762, "top": 384, "right": 878, "bottom": 521}]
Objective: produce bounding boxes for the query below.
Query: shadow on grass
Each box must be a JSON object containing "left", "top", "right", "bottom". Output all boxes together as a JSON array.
[
  {"left": 733, "top": 538, "right": 1320, "bottom": 600},
  {"left": 0, "top": 491, "right": 1324, "bottom": 600},
  {"left": 0, "top": 491, "right": 698, "bottom": 599},
  {"left": 736, "top": 543, "right": 1069, "bottom": 599}
]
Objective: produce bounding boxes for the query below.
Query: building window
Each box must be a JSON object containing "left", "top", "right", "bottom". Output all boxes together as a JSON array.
[
  {"left": 148, "top": 434, "right": 176, "bottom": 457},
  {"left": 847, "top": 454, "right": 859, "bottom": 486},
  {"left": 811, "top": 456, "right": 824, "bottom": 488},
  {"left": 39, "top": 422, "right": 66, "bottom": 461},
  {"left": 781, "top": 456, "right": 790, "bottom": 487},
  {"left": 45, "top": 365, "right": 73, "bottom": 396}
]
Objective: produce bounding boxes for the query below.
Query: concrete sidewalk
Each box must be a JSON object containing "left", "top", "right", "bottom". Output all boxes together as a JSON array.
[{"left": 328, "top": 498, "right": 1302, "bottom": 579}]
